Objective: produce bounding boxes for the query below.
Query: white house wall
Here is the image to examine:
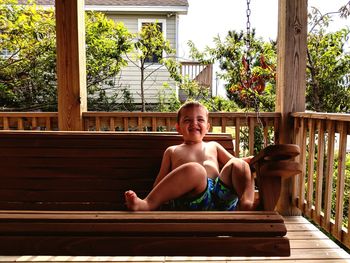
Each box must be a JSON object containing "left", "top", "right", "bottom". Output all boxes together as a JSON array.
[{"left": 107, "top": 13, "right": 177, "bottom": 105}]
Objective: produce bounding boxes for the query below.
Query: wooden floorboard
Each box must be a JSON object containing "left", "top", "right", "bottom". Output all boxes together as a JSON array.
[{"left": 0, "top": 216, "right": 349, "bottom": 262}]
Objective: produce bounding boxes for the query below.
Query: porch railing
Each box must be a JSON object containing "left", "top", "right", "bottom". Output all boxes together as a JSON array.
[
  {"left": 292, "top": 112, "right": 350, "bottom": 249},
  {"left": 0, "top": 112, "right": 58, "bottom": 131},
  {"left": 0, "top": 111, "right": 280, "bottom": 157}
]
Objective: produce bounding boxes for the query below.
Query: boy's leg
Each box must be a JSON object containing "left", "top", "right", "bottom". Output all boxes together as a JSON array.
[
  {"left": 219, "top": 158, "right": 255, "bottom": 210},
  {"left": 125, "top": 162, "right": 207, "bottom": 211}
]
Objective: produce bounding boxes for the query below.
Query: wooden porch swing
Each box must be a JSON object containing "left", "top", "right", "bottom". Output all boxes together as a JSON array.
[
  {"left": 0, "top": 0, "right": 307, "bottom": 258},
  {"left": 0, "top": 131, "right": 301, "bottom": 256}
]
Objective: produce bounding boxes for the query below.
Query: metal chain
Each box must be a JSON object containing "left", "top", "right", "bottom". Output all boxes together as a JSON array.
[
  {"left": 245, "top": 0, "right": 265, "bottom": 147},
  {"left": 245, "top": 0, "right": 252, "bottom": 83}
]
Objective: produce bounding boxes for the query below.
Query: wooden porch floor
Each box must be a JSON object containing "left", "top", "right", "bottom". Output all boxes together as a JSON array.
[{"left": 0, "top": 216, "right": 349, "bottom": 263}]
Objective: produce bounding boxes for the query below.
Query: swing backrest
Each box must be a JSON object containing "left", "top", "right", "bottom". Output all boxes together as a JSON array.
[{"left": 0, "top": 131, "right": 234, "bottom": 211}]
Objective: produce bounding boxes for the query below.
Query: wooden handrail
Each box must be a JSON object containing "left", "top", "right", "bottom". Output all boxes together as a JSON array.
[{"left": 292, "top": 112, "right": 350, "bottom": 249}]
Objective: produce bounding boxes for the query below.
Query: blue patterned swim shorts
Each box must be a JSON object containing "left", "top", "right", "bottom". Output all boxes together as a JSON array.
[{"left": 170, "top": 177, "right": 239, "bottom": 211}]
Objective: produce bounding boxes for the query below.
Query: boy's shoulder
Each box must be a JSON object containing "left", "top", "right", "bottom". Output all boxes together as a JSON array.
[
  {"left": 165, "top": 144, "right": 182, "bottom": 153},
  {"left": 205, "top": 140, "right": 220, "bottom": 147}
]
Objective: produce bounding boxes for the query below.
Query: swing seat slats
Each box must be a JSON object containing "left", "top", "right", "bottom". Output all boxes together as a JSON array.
[
  {"left": 0, "top": 211, "right": 289, "bottom": 256},
  {"left": 0, "top": 131, "right": 292, "bottom": 257}
]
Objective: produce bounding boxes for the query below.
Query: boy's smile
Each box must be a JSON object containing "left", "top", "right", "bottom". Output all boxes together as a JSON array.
[{"left": 176, "top": 106, "right": 210, "bottom": 144}]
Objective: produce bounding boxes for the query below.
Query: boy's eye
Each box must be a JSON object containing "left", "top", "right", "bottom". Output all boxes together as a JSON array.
[{"left": 198, "top": 118, "right": 205, "bottom": 123}]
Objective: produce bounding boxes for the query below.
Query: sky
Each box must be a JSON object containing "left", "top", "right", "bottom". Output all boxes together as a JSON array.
[{"left": 177, "top": 0, "right": 350, "bottom": 96}]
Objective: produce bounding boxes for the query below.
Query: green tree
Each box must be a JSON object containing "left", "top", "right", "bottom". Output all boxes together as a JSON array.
[
  {"left": 306, "top": 6, "right": 350, "bottom": 112},
  {"left": 126, "top": 22, "right": 177, "bottom": 112},
  {"left": 188, "top": 30, "right": 277, "bottom": 112},
  {"left": 85, "top": 11, "right": 132, "bottom": 111},
  {"left": 0, "top": 0, "right": 56, "bottom": 110},
  {"left": 0, "top": 0, "right": 132, "bottom": 111}
]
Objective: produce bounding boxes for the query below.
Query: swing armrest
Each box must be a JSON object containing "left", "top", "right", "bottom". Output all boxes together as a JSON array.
[
  {"left": 258, "top": 160, "right": 302, "bottom": 178},
  {"left": 250, "top": 144, "right": 300, "bottom": 166},
  {"left": 250, "top": 144, "right": 301, "bottom": 211}
]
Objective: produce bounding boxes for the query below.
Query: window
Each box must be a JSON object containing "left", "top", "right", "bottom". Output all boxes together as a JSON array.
[
  {"left": 138, "top": 19, "right": 166, "bottom": 65},
  {"left": 0, "top": 49, "right": 11, "bottom": 58}
]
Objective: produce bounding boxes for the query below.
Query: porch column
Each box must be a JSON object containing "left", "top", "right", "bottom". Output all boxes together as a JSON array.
[
  {"left": 55, "top": 0, "right": 87, "bottom": 131},
  {"left": 276, "top": 0, "right": 307, "bottom": 215}
]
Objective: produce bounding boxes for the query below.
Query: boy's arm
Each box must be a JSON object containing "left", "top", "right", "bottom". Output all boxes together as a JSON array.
[
  {"left": 153, "top": 147, "right": 173, "bottom": 187},
  {"left": 215, "top": 142, "right": 234, "bottom": 166},
  {"left": 216, "top": 142, "right": 253, "bottom": 165}
]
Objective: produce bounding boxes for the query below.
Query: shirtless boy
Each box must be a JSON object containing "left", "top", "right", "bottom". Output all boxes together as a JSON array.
[{"left": 125, "top": 101, "right": 255, "bottom": 211}]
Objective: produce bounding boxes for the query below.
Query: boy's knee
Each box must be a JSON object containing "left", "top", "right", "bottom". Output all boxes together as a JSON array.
[
  {"left": 183, "top": 162, "right": 207, "bottom": 179},
  {"left": 180, "top": 162, "right": 207, "bottom": 195},
  {"left": 233, "top": 160, "right": 251, "bottom": 182},
  {"left": 239, "top": 199, "right": 255, "bottom": 211}
]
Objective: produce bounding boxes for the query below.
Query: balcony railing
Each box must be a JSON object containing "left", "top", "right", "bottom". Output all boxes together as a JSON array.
[
  {"left": 180, "top": 61, "right": 213, "bottom": 89},
  {"left": 292, "top": 112, "right": 350, "bottom": 249}
]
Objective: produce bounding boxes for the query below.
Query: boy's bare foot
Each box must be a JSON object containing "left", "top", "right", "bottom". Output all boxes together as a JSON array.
[{"left": 124, "top": 190, "right": 152, "bottom": 211}]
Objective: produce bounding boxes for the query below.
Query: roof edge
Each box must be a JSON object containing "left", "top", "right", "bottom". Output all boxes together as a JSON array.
[{"left": 36, "top": 5, "right": 188, "bottom": 15}]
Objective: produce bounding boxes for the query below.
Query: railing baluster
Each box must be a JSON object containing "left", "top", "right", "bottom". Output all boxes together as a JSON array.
[
  {"left": 292, "top": 117, "right": 301, "bottom": 204},
  {"left": 152, "top": 117, "right": 157, "bottom": 131},
  {"left": 274, "top": 116, "right": 280, "bottom": 144},
  {"left": 209, "top": 117, "right": 213, "bottom": 132},
  {"left": 298, "top": 118, "right": 307, "bottom": 211},
  {"left": 18, "top": 118, "right": 24, "bottom": 130},
  {"left": 31, "top": 117, "right": 37, "bottom": 130},
  {"left": 110, "top": 117, "right": 115, "bottom": 131},
  {"left": 333, "top": 121, "right": 347, "bottom": 239},
  {"left": 166, "top": 117, "right": 171, "bottom": 132},
  {"left": 95, "top": 117, "right": 101, "bottom": 131},
  {"left": 45, "top": 117, "right": 51, "bottom": 131},
  {"left": 263, "top": 117, "right": 269, "bottom": 147},
  {"left": 235, "top": 118, "right": 240, "bottom": 157},
  {"left": 306, "top": 118, "right": 316, "bottom": 216},
  {"left": 123, "top": 117, "right": 129, "bottom": 131},
  {"left": 314, "top": 119, "right": 325, "bottom": 225},
  {"left": 138, "top": 117, "right": 143, "bottom": 131},
  {"left": 129, "top": 117, "right": 137, "bottom": 131},
  {"left": 323, "top": 120, "right": 335, "bottom": 232},
  {"left": 249, "top": 118, "right": 255, "bottom": 156},
  {"left": 221, "top": 117, "right": 227, "bottom": 133}
]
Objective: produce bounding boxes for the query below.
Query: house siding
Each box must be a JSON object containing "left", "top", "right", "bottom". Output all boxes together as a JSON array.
[{"left": 107, "top": 13, "right": 177, "bottom": 105}]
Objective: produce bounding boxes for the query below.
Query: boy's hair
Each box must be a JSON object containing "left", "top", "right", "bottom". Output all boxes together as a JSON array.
[{"left": 176, "top": 101, "right": 209, "bottom": 123}]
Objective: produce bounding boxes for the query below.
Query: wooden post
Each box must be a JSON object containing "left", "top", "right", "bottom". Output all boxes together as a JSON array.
[
  {"left": 56, "top": 0, "right": 87, "bottom": 131},
  {"left": 276, "top": 0, "right": 307, "bottom": 215}
]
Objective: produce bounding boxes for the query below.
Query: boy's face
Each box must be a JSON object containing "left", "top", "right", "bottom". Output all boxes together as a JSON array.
[{"left": 176, "top": 106, "right": 210, "bottom": 143}]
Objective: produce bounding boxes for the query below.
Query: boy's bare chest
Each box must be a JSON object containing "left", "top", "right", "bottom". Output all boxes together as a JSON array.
[{"left": 172, "top": 145, "right": 218, "bottom": 169}]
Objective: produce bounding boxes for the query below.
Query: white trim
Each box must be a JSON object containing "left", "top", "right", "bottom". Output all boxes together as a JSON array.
[{"left": 86, "top": 6, "right": 188, "bottom": 15}]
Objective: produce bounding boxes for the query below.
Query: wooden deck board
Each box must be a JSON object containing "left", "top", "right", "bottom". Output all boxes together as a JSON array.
[{"left": 0, "top": 216, "right": 349, "bottom": 262}]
